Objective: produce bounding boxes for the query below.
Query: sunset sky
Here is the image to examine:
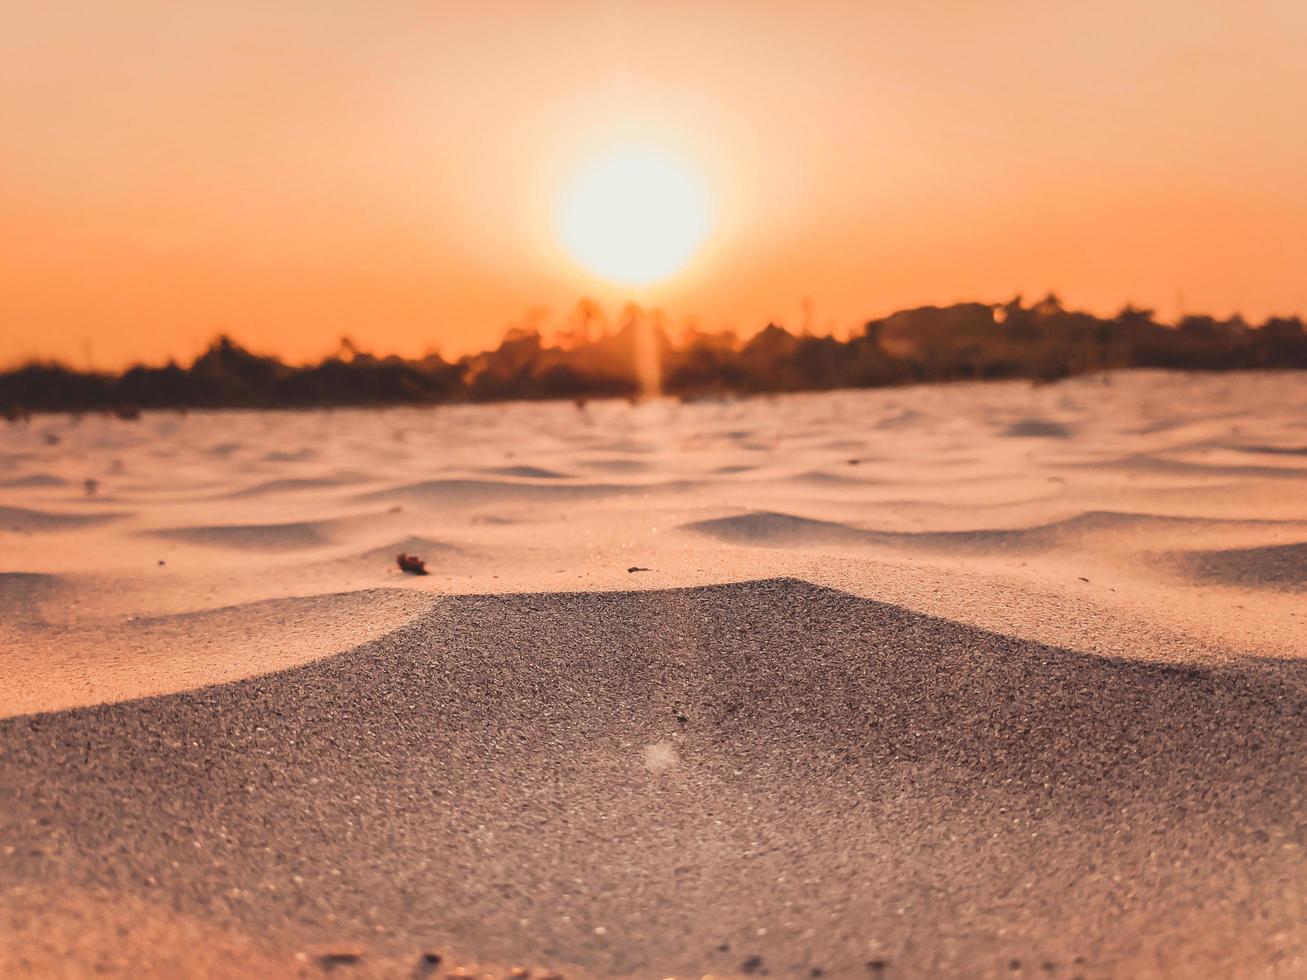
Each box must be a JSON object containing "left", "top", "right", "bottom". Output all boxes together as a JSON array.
[{"left": 4, "top": 1, "right": 1306, "bottom": 368}]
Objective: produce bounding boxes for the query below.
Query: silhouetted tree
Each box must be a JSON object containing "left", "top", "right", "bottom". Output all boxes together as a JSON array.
[{"left": 3, "top": 300, "right": 1306, "bottom": 414}]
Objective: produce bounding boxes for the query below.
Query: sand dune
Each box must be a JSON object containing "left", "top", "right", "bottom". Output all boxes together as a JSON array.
[
  {"left": 482, "top": 464, "right": 571, "bottom": 479},
  {"left": 0, "top": 588, "right": 438, "bottom": 718},
  {"left": 789, "top": 468, "right": 880, "bottom": 486},
  {"left": 1076, "top": 453, "right": 1307, "bottom": 481},
  {"left": 577, "top": 457, "right": 654, "bottom": 473},
  {"left": 3, "top": 371, "right": 1307, "bottom": 976},
  {"left": 222, "top": 474, "right": 370, "bottom": 498},
  {"left": 0, "top": 473, "right": 67, "bottom": 488},
  {"left": 0, "top": 504, "right": 126, "bottom": 531},
  {"left": 683, "top": 508, "right": 1301, "bottom": 557},
  {"left": 1177, "top": 540, "right": 1307, "bottom": 592},
  {"left": 1001, "top": 418, "right": 1074, "bottom": 438},
  {"left": 3, "top": 580, "right": 1304, "bottom": 978},
  {"left": 1235, "top": 444, "right": 1307, "bottom": 457},
  {"left": 355, "top": 477, "right": 628, "bottom": 507},
  {"left": 141, "top": 510, "right": 424, "bottom": 553},
  {"left": 144, "top": 520, "right": 343, "bottom": 551},
  {"left": 683, "top": 510, "right": 880, "bottom": 546},
  {"left": 261, "top": 448, "right": 318, "bottom": 463},
  {"left": 0, "top": 571, "right": 63, "bottom": 623}
]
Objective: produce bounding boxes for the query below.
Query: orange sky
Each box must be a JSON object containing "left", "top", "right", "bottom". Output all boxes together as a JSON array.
[{"left": 4, "top": 1, "right": 1306, "bottom": 368}]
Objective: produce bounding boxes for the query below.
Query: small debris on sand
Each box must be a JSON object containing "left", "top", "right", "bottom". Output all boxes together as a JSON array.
[
  {"left": 397, "top": 553, "right": 429, "bottom": 575},
  {"left": 414, "top": 950, "right": 442, "bottom": 973},
  {"left": 627, "top": 566, "right": 652, "bottom": 573},
  {"left": 742, "top": 954, "right": 764, "bottom": 974},
  {"left": 83, "top": 478, "right": 100, "bottom": 496},
  {"left": 314, "top": 944, "right": 364, "bottom": 969}
]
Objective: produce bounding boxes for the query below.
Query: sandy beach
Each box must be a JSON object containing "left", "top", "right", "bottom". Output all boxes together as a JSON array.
[{"left": 3, "top": 371, "right": 1306, "bottom": 978}]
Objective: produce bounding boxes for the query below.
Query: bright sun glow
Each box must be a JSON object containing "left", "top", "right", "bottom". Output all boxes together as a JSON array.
[{"left": 555, "top": 144, "right": 713, "bottom": 288}]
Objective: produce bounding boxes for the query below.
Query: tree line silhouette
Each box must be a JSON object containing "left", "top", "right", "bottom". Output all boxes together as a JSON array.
[{"left": 4, "top": 295, "right": 1305, "bottom": 415}]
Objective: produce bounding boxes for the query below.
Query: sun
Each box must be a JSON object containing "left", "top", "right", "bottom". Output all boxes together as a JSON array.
[{"left": 555, "top": 143, "right": 713, "bottom": 288}]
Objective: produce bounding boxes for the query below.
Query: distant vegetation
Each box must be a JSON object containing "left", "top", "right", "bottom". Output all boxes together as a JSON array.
[{"left": 4, "top": 295, "right": 1306, "bottom": 415}]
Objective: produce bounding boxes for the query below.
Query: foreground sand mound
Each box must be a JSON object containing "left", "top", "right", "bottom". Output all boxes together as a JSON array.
[{"left": 4, "top": 579, "right": 1304, "bottom": 978}]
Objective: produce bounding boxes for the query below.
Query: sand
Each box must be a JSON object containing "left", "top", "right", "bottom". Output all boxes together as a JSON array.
[{"left": 2, "top": 370, "right": 1306, "bottom": 977}]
